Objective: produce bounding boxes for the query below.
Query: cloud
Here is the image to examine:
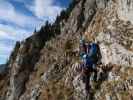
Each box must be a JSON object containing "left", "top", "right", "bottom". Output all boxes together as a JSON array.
[
  {"left": 0, "top": 23, "right": 32, "bottom": 64},
  {"left": 0, "top": 0, "right": 36, "bottom": 64},
  {"left": 12, "top": 0, "right": 28, "bottom": 3},
  {"left": 0, "top": 0, "right": 65, "bottom": 64},
  {"left": 13, "top": 0, "right": 64, "bottom": 22},
  {"left": 0, "top": 41, "right": 14, "bottom": 64},
  {"left": 0, "top": 56, "right": 8, "bottom": 64},
  {"left": 0, "top": 43, "right": 13, "bottom": 54},
  {"left": 0, "top": 0, "right": 43, "bottom": 29},
  {"left": 28, "top": 0, "right": 64, "bottom": 22},
  {"left": 0, "top": 24, "right": 31, "bottom": 41}
]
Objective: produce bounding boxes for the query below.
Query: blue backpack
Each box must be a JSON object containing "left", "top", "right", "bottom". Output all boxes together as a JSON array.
[
  {"left": 90, "top": 43, "right": 98, "bottom": 56},
  {"left": 80, "top": 43, "right": 101, "bottom": 68},
  {"left": 88, "top": 43, "right": 101, "bottom": 63},
  {"left": 82, "top": 54, "right": 94, "bottom": 68}
]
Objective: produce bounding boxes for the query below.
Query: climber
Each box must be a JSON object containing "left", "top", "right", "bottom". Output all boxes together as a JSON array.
[
  {"left": 79, "top": 34, "right": 102, "bottom": 93},
  {"left": 87, "top": 42, "right": 102, "bottom": 81}
]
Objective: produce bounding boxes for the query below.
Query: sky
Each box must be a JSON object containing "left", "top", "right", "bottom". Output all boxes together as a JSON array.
[{"left": 0, "top": 0, "right": 70, "bottom": 64}]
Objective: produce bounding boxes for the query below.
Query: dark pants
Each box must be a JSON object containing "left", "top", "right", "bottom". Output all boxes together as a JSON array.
[
  {"left": 82, "top": 68, "right": 91, "bottom": 93},
  {"left": 82, "top": 66, "right": 97, "bottom": 93}
]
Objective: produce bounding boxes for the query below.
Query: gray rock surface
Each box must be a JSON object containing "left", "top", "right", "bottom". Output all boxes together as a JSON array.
[
  {"left": 118, "top": 0, "right": 133, "bottom": 24},
  {"left": 0, "top": 0, "right": 133, "bottom": 100},
  {"left": 96, "top": 32, "right": 133, "bottom": 67}
]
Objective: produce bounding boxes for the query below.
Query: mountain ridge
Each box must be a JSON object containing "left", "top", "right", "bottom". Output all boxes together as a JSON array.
[{"left": 0, "top": 0, "right": 133, "bottom": 100}]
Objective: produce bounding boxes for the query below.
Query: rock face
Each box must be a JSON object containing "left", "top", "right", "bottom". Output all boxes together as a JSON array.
[
  {"left": 96, "top": 32, "right": 133, "bottom": 66},
  {"left": 118, "top": 0, "right": 133, "bottom": 24},
  {"left": 7, "top": 33, "right": 50, "bottom": 100},
  {"left": 0, "top": 0, "right": 133, "bottom": 100}
]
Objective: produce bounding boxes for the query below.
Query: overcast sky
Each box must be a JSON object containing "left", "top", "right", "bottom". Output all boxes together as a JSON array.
[{"left": 0, "top": 0, "right": 70, "bottom": 64}]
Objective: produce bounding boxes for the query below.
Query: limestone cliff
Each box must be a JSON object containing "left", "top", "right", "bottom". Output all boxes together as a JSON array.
[{"left": 0, "top": 0, "right": 133, "bottom": 100}]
